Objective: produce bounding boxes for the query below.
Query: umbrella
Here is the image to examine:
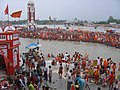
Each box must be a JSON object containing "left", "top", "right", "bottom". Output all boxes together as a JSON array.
[{"left": 25, "top": 43, "right": 42, "bottom": 49}]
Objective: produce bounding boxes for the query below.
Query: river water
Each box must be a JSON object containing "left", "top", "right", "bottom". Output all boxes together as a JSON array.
[
  {"left": 37, "top": 25, "right": 120, "bottom": 32},
  {"left": 20, "top": 38, "right": 120, "bottom": 64},
  {"left": 20, "top": 24, "right": 120, "bottom": 32}
]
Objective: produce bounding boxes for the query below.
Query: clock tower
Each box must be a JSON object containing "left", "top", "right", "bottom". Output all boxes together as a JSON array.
[{"left": 27, "top": 0, "right": 36, "bottom": 31}]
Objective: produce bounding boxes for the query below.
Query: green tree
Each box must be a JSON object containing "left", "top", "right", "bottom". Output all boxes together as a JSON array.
[{"left": 107, "top": 16, "right": 117, "bottom": 23}]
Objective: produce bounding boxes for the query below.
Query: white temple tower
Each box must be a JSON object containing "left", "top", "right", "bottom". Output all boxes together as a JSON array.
[{"left": 27, "top": 0, "right": 36, "bottom": 31}]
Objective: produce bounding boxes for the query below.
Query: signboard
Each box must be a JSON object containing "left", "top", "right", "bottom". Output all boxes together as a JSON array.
[
  {"left": 13, "top": 48, "right": 18, "bottom": 67},
  {"left": 13, "top": 40, "right": 19, "bottom": 45},
  {"left": 13, "top": 34, "right": 19, "bottom": 39},
  {"left": 0, "top": 45, "right": 7, "bottom": 49}
]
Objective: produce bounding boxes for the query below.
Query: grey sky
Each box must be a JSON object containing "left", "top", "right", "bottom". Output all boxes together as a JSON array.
[{"left": 0, "top": 0, "right": 120, "bottom": 21}]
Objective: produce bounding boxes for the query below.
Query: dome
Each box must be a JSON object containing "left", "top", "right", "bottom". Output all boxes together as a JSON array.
[
  {"left": 4, "top": 26, "right": 15, "bottom": 32},
  {"left": 28, "top": 0, "right": 34, "bottom": 5},
  {"left": 0, "top": 28, "right": 3, "bottom": 33}
]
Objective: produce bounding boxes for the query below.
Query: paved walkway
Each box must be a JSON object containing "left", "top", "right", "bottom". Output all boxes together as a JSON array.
[
  {"left": 40, "top": 73, "right": 110, "bottom": 90},
  {"left": 44, "top": 59, "right": 110, "bottom": 90}
]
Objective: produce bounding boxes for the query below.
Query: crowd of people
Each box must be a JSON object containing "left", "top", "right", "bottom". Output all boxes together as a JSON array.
[
  {"left": 0, "top": 46, "right": 120, "bottom": 90},
  {"left": 55, "top": 52, "right": 120, "bottom": 90},
  {"left": 2, "top": 47, "right": 118, "bottom": 90},
  {"left": 18, "top": 27, "right": 120, "bottom": 48}
]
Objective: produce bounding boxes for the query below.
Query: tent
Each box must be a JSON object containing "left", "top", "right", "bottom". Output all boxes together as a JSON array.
[{"left": 25, "top": 43, "right": 42, "bottom": 49}]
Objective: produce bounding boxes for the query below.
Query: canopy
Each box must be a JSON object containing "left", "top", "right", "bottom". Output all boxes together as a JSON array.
[{"left": 25, "top": 43, "right": 42, "bottom": 49}]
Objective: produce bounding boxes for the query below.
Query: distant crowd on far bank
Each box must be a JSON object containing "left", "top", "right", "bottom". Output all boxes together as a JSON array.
[{"left": 18, "top": 27, "right": 120, "bottom": 49}]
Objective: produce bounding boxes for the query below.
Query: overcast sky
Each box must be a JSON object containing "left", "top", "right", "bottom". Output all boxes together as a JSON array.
[{"left": 0, "top": 0, "right": 120, "bottom": 21}]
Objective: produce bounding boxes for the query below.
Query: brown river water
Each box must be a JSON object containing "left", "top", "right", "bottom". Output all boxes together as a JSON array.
[{"left": 20, "top": 38, "right": 120, "bottom": 63}]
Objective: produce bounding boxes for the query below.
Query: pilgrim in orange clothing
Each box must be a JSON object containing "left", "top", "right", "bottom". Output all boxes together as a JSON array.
[
  {"left": 94, "top": 69, "right": 99, "bottom": 84},
  {"left": 109, "top": 72, "right": 115, "bottom": 89},
  {"left": 103, "top": 59, "right": 108, "bottom": 71}
]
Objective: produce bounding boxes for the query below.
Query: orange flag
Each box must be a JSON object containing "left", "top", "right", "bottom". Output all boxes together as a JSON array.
[
  {"left": 4, "top": 4, "right": 8, "bottom": 15},
  {"left": 11, "top": 10, "right": 22, "bottom": 18}
]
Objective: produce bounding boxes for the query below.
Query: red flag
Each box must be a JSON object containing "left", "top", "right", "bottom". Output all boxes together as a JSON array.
[
  {"left": 4, "top": 4, "right": 8, "bottom": 15},
  {"left": 11, "top": 10, "right": 22, "bottom": 18}
]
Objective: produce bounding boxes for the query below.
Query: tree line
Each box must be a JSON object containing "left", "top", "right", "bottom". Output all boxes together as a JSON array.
[
  {"left": 95, "top": 16, "right": 120, "bottom": 24},
  {"left": 0, "top": 16, "right": 120, "bottom": 26}
]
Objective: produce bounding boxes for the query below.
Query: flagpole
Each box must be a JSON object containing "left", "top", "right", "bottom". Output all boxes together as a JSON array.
[
  {"left": 18, "top": 18, "right": 20, "bottom": 27},
  {"left": 1, "top": 12, "right": 4, "bottom": 26},
  {"left": 8, "top": 4, "right": 9, "bottom": 25}
]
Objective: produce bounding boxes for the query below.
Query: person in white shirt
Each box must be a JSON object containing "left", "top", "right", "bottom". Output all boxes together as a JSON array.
[
  {"left": 19, "top": 75, "right": 25, "bottom": 89},
  {"left": 43, "top": 64, "right": 48, "bottom": 81},
  {"left": 67, "top": 70, "right": 73, "bottom": 90},
  {"left": 97, "top": 57, "right": 100, "bottom": 65},
  {"left": 64, "top": 63, "right": 69, "bottom": 77},
  {"left": 64, "top": 52, "right": 69, "bottom": 61}
]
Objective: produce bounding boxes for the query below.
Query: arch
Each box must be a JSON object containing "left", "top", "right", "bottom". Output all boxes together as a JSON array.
[
  {"left": 0, "top": 55, "right": 6, "bottom": 71},
  {"left": 0, "top": 52, "right": 9, "bottom": 75}
]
